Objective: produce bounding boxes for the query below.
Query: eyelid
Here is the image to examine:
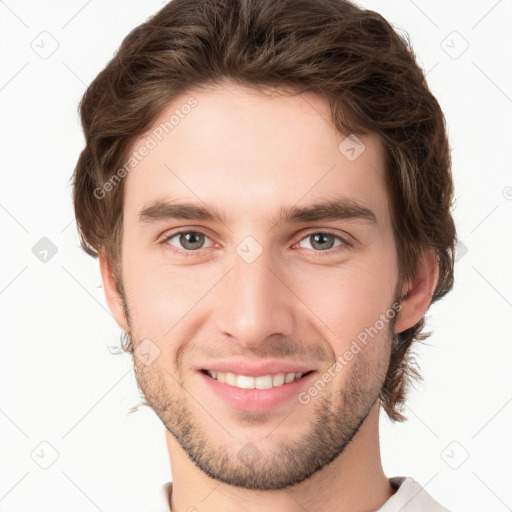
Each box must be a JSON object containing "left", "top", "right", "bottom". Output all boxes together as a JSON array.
[
  {"left": 162, "top": 229, "right": 215, "bottom": 249},
  {"left": 295, "top": 228, "right": 354, "bottom": 247},
  {"left": 160, "top": 224, "right": 215, "bottom": 241}
]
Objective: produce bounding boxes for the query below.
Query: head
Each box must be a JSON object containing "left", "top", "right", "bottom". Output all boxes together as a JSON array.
[{"left": 73, "top": 0, "right": 456, "bottom": 490}]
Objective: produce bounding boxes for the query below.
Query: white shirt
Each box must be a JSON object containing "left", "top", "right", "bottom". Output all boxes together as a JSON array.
[{"left": 143, "top": 476, "right": 452, "bottom": 511}]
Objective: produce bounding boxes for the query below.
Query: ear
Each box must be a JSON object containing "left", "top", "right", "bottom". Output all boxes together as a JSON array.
[
  {"left": 98, "top": 250, "right": 129, "bottom": 332},
  {"left": 394, "top": 249, "right": 439, "bottom": 334}
]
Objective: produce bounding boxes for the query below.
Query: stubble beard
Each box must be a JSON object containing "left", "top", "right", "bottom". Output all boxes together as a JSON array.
[{"left": 127, "top": 319, "right": 395, "bottom": 490}]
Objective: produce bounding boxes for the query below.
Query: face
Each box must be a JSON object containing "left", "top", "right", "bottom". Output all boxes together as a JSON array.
[{"left": 106, "top": 81, "right": 405, "bottom": 490}]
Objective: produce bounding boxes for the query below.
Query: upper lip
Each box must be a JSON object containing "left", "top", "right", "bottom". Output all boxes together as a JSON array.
[{"left": 197, "top": 360, "right": 315, "bottom": 377}]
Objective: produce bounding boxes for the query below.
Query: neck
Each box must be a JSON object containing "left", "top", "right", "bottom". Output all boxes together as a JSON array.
[{"left": 165, "top": 402, "right": 394, "bottom": 512}]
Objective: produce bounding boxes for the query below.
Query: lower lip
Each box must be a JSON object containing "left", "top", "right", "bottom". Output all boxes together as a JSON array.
[{"left": 198, "top": 371, "right": 316, "bottom": 412}]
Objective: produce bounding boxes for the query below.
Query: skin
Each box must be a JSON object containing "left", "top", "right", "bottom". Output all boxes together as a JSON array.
[{"left": 99, "top": 80, "right": 438, "bottom": 512}]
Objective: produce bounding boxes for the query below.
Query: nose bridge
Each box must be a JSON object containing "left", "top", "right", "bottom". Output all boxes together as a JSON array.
[{"left": 214, "top": 246, "right": 295, "bottom": 346}]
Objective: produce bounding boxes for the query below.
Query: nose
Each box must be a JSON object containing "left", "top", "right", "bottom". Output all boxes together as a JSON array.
[{"left": 214, "top": 249, "right": 296, "bottom": 348}]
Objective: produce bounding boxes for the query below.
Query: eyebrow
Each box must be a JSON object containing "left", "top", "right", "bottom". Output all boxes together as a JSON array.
[{"left": 138, "top": 198, "right": 377, "bottom": 226}]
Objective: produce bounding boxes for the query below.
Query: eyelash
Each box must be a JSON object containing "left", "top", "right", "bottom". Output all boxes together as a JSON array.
[{"left": 161, "top": 229, "right": 352, "bottom": 258}]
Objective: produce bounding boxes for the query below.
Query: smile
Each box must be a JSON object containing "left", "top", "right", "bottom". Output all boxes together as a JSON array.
[{"left": 204, "top": 370, "right": 312, "bottom": 390}]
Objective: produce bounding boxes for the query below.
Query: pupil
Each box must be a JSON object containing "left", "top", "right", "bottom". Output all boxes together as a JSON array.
[
  {"left": 312, "top": 233, "right": 334, "bottom": 250},
  {"left": 181, "top": 232, "right": 204, "bottom": 250}
]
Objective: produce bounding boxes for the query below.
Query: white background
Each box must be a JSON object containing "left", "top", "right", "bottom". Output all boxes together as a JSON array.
[{"left": 0, "top": 1, "right": 511, "bottom": 511}]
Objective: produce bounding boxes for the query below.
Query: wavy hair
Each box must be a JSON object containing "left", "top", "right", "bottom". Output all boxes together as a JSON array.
[{"left": 72, "top": 0, "right": 457, "bottom": 421}]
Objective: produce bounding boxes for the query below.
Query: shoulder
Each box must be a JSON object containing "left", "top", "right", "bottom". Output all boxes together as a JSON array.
[
  {"left": 145, "top": 478, "right": 453, "bottom": 512},
  {"left": 376, "top": 476, "right": 453, "bottom": 512}
]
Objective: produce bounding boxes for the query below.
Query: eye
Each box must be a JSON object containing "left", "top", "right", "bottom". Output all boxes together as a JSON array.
[
  {"left": 297, "top": 232, "right": 349, "bottom": 252},
  {"left": 162, "top": 229, "right": 351, "bottom": 257},
  {"left": 164, "top": 231, "right": 214, "bottom": 254}
]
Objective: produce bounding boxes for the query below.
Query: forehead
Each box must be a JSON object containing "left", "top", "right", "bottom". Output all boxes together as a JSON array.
[{"left": 123, "top": 82, "right": 390, "bottom": 227}]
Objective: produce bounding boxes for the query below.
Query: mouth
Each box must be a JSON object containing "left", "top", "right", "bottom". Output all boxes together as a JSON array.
[
  {"left": 198, "top": 368, "right": 317, "bottom": 412},
  {"left": 200, "top": 369, "right": 315, "bottom": 390}
]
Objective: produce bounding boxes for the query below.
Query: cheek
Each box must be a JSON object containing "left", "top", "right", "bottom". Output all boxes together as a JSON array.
[
  {"left": 121, "top": 245, "right": 218, "bottom": 339},
  {"left": 291, "top": 257, "right": 397, "bottom": 348}
]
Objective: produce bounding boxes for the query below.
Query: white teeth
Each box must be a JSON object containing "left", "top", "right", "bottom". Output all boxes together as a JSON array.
[
  {"left": 206, "top": 370, "right": 305, "bottom": 389},
  {"left": 255, "top": 375, "right": 273, "bottom": 389},
  {"left": 285, "top": 372, "right": 295, "bottom": 384},
  {"left": 237, "top": 375, "right": 255, "bottom": 389},
  {"left": 272, "top": 373, "right": 285, "bottom": 386},
  {"left": 225, "top": 372, "right": 237, "bottom": 386}
]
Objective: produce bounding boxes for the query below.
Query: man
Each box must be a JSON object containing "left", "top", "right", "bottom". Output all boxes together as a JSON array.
[{"left": 72, "top": 0, "right": 456, "bottom": 510}]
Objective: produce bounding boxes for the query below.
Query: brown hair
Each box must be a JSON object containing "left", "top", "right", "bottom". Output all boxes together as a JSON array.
[{"left": 72, "top": 0, "right": 457, "bottom": 421}]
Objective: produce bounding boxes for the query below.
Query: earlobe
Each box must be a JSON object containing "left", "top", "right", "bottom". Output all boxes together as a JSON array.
[
  {"left": 394, "top": 250, "right": 439, "bottom": 334},
  {"left": 98, "top": 250, "right": 129, "bottom": 332}
]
